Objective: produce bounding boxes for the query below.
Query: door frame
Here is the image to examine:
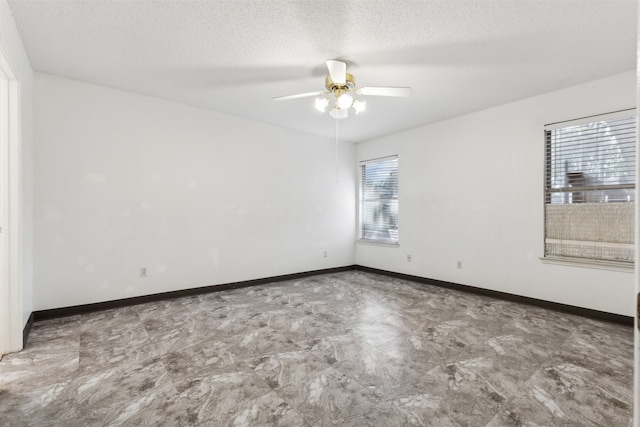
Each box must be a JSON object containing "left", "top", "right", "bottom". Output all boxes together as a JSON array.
[{"left": 0, "top": 47, "right": 23, "bottom": 356}]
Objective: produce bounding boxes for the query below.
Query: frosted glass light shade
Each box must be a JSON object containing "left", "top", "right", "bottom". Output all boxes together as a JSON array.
[
  {"left": 336, "top": 93, "right": 353, "bottom": 109},
  {"left": 315, "top": 97, "right": 329, "bottom": 112},
  {"left": 329, "top": 107, "right": 348, "bottom": 120},
  {"left": 352, "top": 100, "right": 366, "bottom": 114}
]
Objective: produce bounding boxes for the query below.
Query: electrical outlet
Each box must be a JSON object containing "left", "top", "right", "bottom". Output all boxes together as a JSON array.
[
  {"left": 323, "top": 250, "right": 328, "bottom": 258},
  {"left": 140, "top": 267, "right": 148, "bottom": 277},
  {"left": 457, "top": 261, "right": 462, "bottom": 269},
  {"left": 407, "top": 254, "right": 412, "bottom": 262}
]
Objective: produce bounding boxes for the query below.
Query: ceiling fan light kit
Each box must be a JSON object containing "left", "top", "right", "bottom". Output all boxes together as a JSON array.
[
  {"left": 274, "top": 60, "right": 411, "bottom": 120},
  {"left": 352, "top": 100, "right": 366, "bottom": 114},
  {"left": 329, "top": 107, "right": 349, "bottom": 120},
  {"left": 315, "top": 97, "right": 330, "bottom": 112}
]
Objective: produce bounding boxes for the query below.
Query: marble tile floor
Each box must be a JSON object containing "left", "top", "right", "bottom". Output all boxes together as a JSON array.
[{"left": 0, "top": 271, "right": 633, "bottom": 426}]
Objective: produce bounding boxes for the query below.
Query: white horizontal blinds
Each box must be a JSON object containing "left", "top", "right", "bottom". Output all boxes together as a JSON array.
[
  {"left": 360, "top": 156, "right": 398, "bottom": 243},
  {"left": 545, "top": 115, "right": 636, "bottom": 204},
  {"left": 544, "top": 111, "right": 636, "bottom": 263}
]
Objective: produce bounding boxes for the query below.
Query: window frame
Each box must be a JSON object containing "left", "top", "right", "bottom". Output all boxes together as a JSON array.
[
  {"left": 357, "top": 155, "right": 399, "bottom": 246},
  {"left": 541, "top": 109, "right": 636, "bottom": 271}
]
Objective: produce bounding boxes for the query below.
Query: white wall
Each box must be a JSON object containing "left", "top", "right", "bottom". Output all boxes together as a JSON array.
[
  {"left": 32, "top": 69, "right": 637, "bottom": 316},
  {"left": 0, "top": 0, "right": 33, "bottom": 328},
  {"left": 356, "top": 71, "right": 636, "bottom": 316},
  {"left": 34, "top": 73, "right": 355, "bottom": 310}
]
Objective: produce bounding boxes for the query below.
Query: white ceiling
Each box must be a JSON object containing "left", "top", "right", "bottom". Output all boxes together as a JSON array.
[{"left": 7, "top": 0, "right": 638, "bottom": 143}]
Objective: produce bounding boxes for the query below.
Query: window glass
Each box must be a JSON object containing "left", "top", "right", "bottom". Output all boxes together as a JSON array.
[
  {"left": 360, "top": 156, "right": 398, "bottom": 244},
  {"left": 544, "top": 112, "right": 636, "bottom": 264}
]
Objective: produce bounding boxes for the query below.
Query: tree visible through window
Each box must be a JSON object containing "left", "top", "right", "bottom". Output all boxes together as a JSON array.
[
  {"left": 359, "top": 156, "right": 398, "bottom": 244},
  {"left": 544, "top": 111, "right": 636, "bottom": 264}
]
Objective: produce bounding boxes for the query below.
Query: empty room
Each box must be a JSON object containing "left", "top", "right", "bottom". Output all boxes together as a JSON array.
[{"left": 0, "top": 1, "right": 637, "bottom": 426}]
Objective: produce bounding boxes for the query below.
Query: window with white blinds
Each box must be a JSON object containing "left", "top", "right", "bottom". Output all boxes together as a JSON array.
[
  {"left": 544, "top": 110, "right": 636, "bottom": 265},
  {"left": 359, "top": 156, "right": 398, "bottom": 244}
]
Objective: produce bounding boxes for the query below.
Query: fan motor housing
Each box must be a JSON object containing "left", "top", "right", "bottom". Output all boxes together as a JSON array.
[{"left": 325, "top": 73, "right": 356, "bottom": 93}]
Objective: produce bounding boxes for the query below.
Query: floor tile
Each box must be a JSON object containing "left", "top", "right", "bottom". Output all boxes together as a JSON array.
[
  {"left": 173, "top": 370, "right": 305, "bottom": 426},
  {"left": 74, "top": 358, "right": 189, "bottom": 426},
  {"left": 247, "top": 350, "right": 388, "bottom": 426},
  {"left": 0, "top": 271, "right": 632, "bottom": 426}
]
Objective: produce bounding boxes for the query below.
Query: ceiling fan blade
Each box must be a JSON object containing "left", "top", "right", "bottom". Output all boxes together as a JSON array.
[
  {"left": 326, "top": 60, "right": 346, "bottom": 84},
  {"left": 273, "top": 91, "right": 326, "bottom": 101},
  {"left": 358, "top": 87, "right": 412, "bottom": 97}
]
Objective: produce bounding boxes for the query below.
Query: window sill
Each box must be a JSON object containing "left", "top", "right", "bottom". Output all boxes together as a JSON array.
[
  {"left": 540, "top": 256, "right": 634, "bottom": 273},
  {"left": 357, "top": 239, "right": 399, "bottom": 248}
]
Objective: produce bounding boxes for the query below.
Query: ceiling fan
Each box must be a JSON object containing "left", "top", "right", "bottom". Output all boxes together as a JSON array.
[{"left": 273, "top": 60, "right": 411, "bottom": 119}]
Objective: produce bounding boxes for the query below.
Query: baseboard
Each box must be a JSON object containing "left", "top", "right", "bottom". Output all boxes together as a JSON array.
[
  {"left": 355, "top": 265, "right": 633, "bottom": 326},
  {"left": 23, "top": 312, "right": 34, "bottom": 348},
  {"left": 33, "top": 265, "right": 356, "bottom": 322},
  {"left": 32, "top": 263, "right": 632, "bottom": 332}
]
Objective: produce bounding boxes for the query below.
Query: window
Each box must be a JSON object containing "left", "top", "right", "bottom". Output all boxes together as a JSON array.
[
  {"left": 544, "top": 110, "right": 636, "bottom": 266},
  {"left": 359, "top": 156, "right": 398, "bottom": 244}
]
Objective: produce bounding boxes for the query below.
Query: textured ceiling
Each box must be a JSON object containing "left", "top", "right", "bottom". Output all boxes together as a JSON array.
[{"left": 7, "top": 0, "right": 638, "bottom": 143}]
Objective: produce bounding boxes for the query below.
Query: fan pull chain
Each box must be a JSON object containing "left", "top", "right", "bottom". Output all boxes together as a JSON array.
[{"left": 335, "top": 118, "right": 339, "bottom": 183}]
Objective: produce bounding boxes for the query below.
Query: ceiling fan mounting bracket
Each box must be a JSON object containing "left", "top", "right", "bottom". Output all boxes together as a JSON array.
[{"left": 325, "top": 73, "right": 356, "bottom": 94}]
